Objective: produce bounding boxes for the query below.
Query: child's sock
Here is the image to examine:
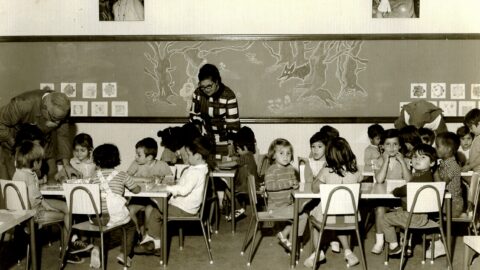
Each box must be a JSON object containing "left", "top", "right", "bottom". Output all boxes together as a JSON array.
[
  {"left": 71, "top": 234, "right": 78, "bottom": 242},
  {"left": 152, "top": 238, "right": 161, "bottom": 249},
  {"left": 344, "top": 248, "right": 353, "bottom": 255},
  {"left": 389, "top": 242, "right": 398, "bottom": 250},
  {"left": 140, "top": 234, "right": 155, "bottom": 245},
  {"left": 375, "top": 233, "right": 384, "bottom": 245}
]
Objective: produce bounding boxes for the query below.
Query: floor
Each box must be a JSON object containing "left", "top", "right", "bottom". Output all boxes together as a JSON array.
[{"left": 1, "top": 210, "right": 479, "bottom": 270}]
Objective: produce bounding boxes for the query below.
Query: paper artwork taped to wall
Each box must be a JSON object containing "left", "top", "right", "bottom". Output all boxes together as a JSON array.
[
  {"left": 459, "top": 101, "right": 476, "bottom": 116},
  {"left": 40, "top": 83, "right": 54, "bottom": 91},
  {"left": 430, "top": 83, "right": 446, "bottom": 99},
  {"left": 112, "top": 101, "right": 128, "bottom": 116},
  {"left": 451, "top": 84, "right": 466, "bottom": 99},
  {"left": 91, "top": 101, "right": 108, "bottom": 117},
  {"left": 102, "top": 82, "right": 117, "bottom": 98},
  {"left": 410, "top": 83, "right": 427, "bottom": 98},
  {"left": 471, "top": 84, "right": 480, "bottom": 100},
  {"left": 439, "top": 101, "right": 457, "bottom": 116},
  {"left": 61, "top": 83, "right": 76, "bottom": 97},
  {"left": 71, "top": 101, "right": 88, "bottom": 117},
  {"left": 82, "top": 83, "right": 97, "bottom": 99}
]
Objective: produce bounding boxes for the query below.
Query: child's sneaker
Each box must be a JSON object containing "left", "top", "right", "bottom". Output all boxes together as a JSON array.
[
  {"left": 426, "top": 241, "right": 446, "bottom": 259},
  {"left": 116, "top": 253, "right": 132, "bottom": 268},
  {"left": 388, "top": 244, "right": 402, "bottom": 256},
  {"left": 67, "top": 254, "right": 84, "bottom": 264},
  {"left": 226, "top": 208, "right": 246, "bottom": 222},
  {"left": 371, "top": 242, "right": 384, "bottom": 254},
  {"left": 276, "top": 232, "right": 292, "bottom": 252},
  {"left": 69, "top": 240, "right": 94, "bottom": 254},
  {"left": 330, "top": 241, "right": 340, "bottom": 253},
  {"left": 90, "top": 247, "right": 101, "bottom": 269},
  {"left": 303, "top": 250, "right": 325, "bottom": 268},
  {"left": 345, "top": 251, "right": 359, "bottom": 267}
]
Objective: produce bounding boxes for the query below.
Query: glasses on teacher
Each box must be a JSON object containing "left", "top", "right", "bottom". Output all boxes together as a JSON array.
[{"left": 198, "top": 82, "right": 216, "bottom": 92}]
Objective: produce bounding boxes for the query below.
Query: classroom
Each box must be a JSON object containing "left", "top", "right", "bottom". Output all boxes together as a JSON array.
[{"left": 1, "top": 1, "right": 480, "bottom": 269}]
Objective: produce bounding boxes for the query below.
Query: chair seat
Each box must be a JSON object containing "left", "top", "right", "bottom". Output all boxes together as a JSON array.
[
  {"left": 451, "top": 217, "right": 472, "bottom": 222},
  {"left": 72, "top": 220, "right": 127, "bottom": 232},
  {"left": 168, "top": 215, "right": 201, "bottom": 221},
  {"left": 405, "top": 220, "right": 440, "bottom": 229},
  {"left": 257, "top": 211, "right": 293, "bottom": 221},
  {"left": 311, "top": 217, "right": 357, "bottom": 230},
  {"left": 37, "top": 218, "right": 63, "bottom": 227}
]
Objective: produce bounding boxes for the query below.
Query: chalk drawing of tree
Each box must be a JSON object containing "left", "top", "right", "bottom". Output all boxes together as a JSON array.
[{"left": 144, "top": 42, "right": 177, "bottom": 104}]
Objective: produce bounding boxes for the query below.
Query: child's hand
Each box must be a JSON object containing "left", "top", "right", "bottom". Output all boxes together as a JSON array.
[{"left": 394, "top": 152, "right": 405, "bottom": 162}]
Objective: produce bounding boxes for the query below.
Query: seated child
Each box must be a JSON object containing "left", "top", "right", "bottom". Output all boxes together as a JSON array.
[
  {"left": 157, "top": 122, "right": 202, "bottom": 165},
  {"left": 13, "top": 140, "right": 92, "bottom": 264},
  {"left": 364, "top": 124, "right": 384, "bottom": 171},
  {"left": 89, "top": 144, "right": 141, "bottom": 268},
  {"left": 419, "top": 127, "right": 435, "bottom": 146},
  {"left": 371, "top": 129, "right": 412, "bottom": 254},
  {"left": 134, "top": 136, "right": 212, "bottom": 255},
  {"left": 456, "top": 125, "right": 473, "bottom": 167},
  {"left": 56, "top": 133, "right": 96, "bottom": 181},
  {"left": 399, "top": 125, "right": 423, "bottom": 167},
  {"left": 304, "top": 137, "right": 363, "bottom": 268},
  {"left": 383, "top": 143, "right": 437, "bottom": 256},
  {"left": 127, "top": 137, "right": 173, "bottom": 237},
  {"left": 13, "top": 124, "right": 48, "bottom": 181},
  {"left": 264, "top": 138, "right": 307, "bottom": 252},
  {"left": 218, "top": 126, "right": 259, "bottom": 221},
  {"left": 300, "top": 131, "right": 329, "bottom": 183}
]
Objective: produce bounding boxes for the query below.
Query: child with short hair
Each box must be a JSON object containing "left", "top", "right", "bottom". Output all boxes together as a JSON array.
[
  {"left": 399, "top": 125, "right": 423, "bottom": 163},
  {"left": 364, "top": 124, "right": 384, "bottom": 170},
  {"left": 383, "top": 144, "right": 437, "bottom": 256},
  {"left": 300, "top": 131, "right": 330, "bottom": 183},
  {"left": 157, "top": 122, "right": 202, "bottom": 165},
  {"left": 428, "top": 132, "right": 463, "bottom": 259},
  {"left": 303, "top": 137, "right": 363, "bottom": 268},
  {"left": 419, "top": 127, "right": 436, "bottom": 146},
  {"left": 456, "top": 125, "right": 473, "bottom": 167},
  {"left": 134, "top": 136, "right": 212, "bottom": 256},
  {"left": 56, "top": 133, "right": 96, "bottom": 181},
  {"left": 319, "top": 125, "right": 340, "bottom": 139},
  {"left": 218, "top": 126, "right": 259, "bottom": 221},
  {"left": 127, "top": 137, "right": 173, "bottom": 238},
  {"left": 90, "top": 143, "right": 140, "bottom": 268},
  {"left": 13, "top": 140, "right": 92, "bottom": 263},
  {"left": 265, "top": 138, "right": 307, "bottom": 252},
  {"left": 371, "top": 129, "right": 412, "bottom": 254}
]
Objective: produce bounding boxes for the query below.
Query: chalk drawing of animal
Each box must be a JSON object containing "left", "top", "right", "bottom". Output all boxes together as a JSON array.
[{"left": 278, "top": 62, "right": 311, "bottom": 81}]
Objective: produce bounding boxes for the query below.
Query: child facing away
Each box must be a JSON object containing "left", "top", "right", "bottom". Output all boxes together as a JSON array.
[
  {"left": 56, "top": 133, "right": 96, "bottom": 181},
  {"left": 303, "top": 137, "right": 363, "bottom": 268},
  {"left": 264, "top": 138, "right": 307, "bottom": 252},
  {"left": 127, "top": 137, "right": 173, "bottom": 237},
  {"left": 134, "top": 136, "right": 212, "bottom": 256},
  {"left": 419, "top": 127, "right": 436, "bottom": 146},
  {"left": 371, "top": 129, "right": 412, "bottom": 255},
  {"left": 364, "top": 124, "right": 384, "bottom": 171},
  {"left": 157, "top": 122, "right": 202, "bottom": 165},
  {"left": 456, "top": 125, "right": 473, "bottom": 167},
  {"left": 399, "top": 125, "right": 423, "bottom": 165},
  {"left": 89, "top": 144, "right": 140, "bottom": 268},
  {"left": 13, "top": 140, "right": 92, "bottom": 264},
  {"left": 383, "top": 144, "right": 437, "bottom": 256},
  {"left": 427, "top": 132, "right": 463, "bottom": 259},
  {"left": 218, "top": 126, "right": 259, "bottom": 221}
]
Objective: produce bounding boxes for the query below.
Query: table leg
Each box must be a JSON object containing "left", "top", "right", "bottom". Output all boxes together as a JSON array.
[
  {"left": 464, "top": 244, "right": 473, "bottom": 270},
  {"left": 291, "top": 197, "right": 299, "bottom": 268},
  {"left": 230, "top": 177, "right": 235, "bottom": 234},
  {"left": 161, "top": 197, "right": 168, "bottom": 267},
  {"left": 446, "top": 197, "right": 452, "bottom": 258},
  {"left": 29, "top": 217, "right": 37, "bottom": 270}
]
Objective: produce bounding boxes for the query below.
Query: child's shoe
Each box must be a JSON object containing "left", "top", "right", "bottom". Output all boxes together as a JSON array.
[
  {"left": 330, "top": 241, "right": 340, "bottom": 253},
  {"left": 69, "top": 240, "right": 94, "bottom": 254},
  {"left": 90, "top": 247, "right": 101, "bottom": 269},
  {"left": 344, "top": 251, "right": 359, "bottom": 267},
  {"left": 116, "top": 253, "right": 132, "bottom": 268},
  {"left": 303, "top": 250, "right": 325, "bottom": 268},
  {"left": 276, "top": 232, "right": 292, "bottom": 252},
  {"left": 371, "top": 242, "right": 384, "bottom": 254},
  {"left": 426, "top": 240, "right": 446, "bottom": 259},
  {"left": 388, "top": 244, "right": 402, "bottom": 256},
  {"left": 226, "top": 208, "right": 246, "bottom": 222}
]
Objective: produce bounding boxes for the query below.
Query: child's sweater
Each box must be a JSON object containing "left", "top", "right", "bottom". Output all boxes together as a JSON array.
[
  {"left": 265, "top": 163, "right": 298, "bottom": 210},
  {"left": 392, "top": 169, "right": 433, "bottom": 210}
]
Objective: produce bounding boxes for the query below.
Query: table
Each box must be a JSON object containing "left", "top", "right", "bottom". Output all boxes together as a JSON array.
[
  {"left": 0, "top": 209, "right": 37, "bottom": 270},
  {"left": 210, "top": 169, "right": 236, "bottom": 234},
  {"left": 40, "top": 184, "right": 171, "bottom": 267},
  {"left": 463, "top": 236, "right": 480, "bottom": 270},
  {"left": 362, "top": 165, "right": 474, "bottom": 177},
  {"left": 290, "top": 182, "right": 452, "bottom": 268}
]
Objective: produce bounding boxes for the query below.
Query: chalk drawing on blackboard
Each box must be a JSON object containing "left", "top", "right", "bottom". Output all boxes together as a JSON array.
[
  {"left": 410, "top": 83, "right": 427, "bottom": 98},
  {"left": 179, "top": 81, "right": 196, "bottom": 113},
  {"left": 61, "top": 83, "right": 76, "bottom": 97},
  {"left": 245, "top": 53, "right": 262, "bottom": 65},
  {"left": 336, "top": 41, "right": 368, "bottom": 99},
  {"left": 40, "top": 83, "right": 54, "bottom": 91}
]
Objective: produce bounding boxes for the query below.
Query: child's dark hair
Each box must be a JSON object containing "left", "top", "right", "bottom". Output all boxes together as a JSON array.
[
  {"left": 436, "top": 132, "right": 460, "bottom": 157},
  {"left": 136, "top": 137, "right": 158, "bottom": 159},
  {"left": 198, "top": 63, "right": 222, "bottom": 84},
  {"left": 367, "top": 124, "right": 384, "bottom": 140},
  {"left": 13, "top": 124, "right": 45, "bottom": 154},
  {"left": 267, "top": 138, "right": 293, "bottom": 164},
  {"left": 185, "top": 136, "right": 212, "bottom": 160},
  {"left": 464, "top": 108, "right": 480, "bottom": 127},
  {"left": 319, "top": 125, "right": 340, "bottom": 140},
  {"left": 457, "top": 125, "right": 473, "bottom": 138},
  {"left": 157, "top": 122, "right": 202, "bottom": 152},
  {"left": 310, "top": 131, "right": 330, "bottom": 146},
  {"left": 380, "top": 129, "right": 404, "bottom": 149},
  {"left": 73, "top": 133, "right": 94, "bottom": 150},
  {"left": 15, "top": 140, "right": 44, "bottom": 169},
  {"left": 234, "top": 126, "right": 256, "bottom": 153},
  {"left": 412, "top": 143, "right": 438, "bottom": 171},
  {"left": 93, "top": 144, "right": 120, "bottom": 169},
  {"left": 325, "top": 137, "right": 358, "bottom": 177},
  {"left": 418, "top": 127, "right": 435, "bottom": 145},
  {"left": 399, "top": 125, "right": 422, "bottom": 149}
]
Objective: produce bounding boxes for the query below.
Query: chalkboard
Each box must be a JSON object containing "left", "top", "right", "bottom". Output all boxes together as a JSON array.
[{"left": 1, "top": 38, "right": 480, "bottom": 118}]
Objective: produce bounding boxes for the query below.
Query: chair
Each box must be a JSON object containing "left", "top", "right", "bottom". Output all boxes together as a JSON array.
[
  {"left": 0, "top": 179, "right": 64, "bottom": 269},
  {"left": 383, "top": 182, "right": 453, "bottom": 270},
  {"left": 167, "top": 171, "right": 214, "bottom": 264},
  {"left": 309, "top": 183, "right": 367, "bottom": 270},
  {"left": 59, "top": 183, "right": 129, "bottom": 270},
  {"left": 240, "top": 175, "right": 293, "bottom": 266},
  {"left": 452, "top": 175, "right": 480, "bottom": 236},
  {"left": 206, "top": 176, "right": 220, "bottom": 237}
]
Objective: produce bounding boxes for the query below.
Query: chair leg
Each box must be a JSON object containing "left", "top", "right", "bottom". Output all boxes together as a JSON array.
[
  {"left": 247, "top": 222, "right": 260, "bottom": 266},
  {"left": 100, "top": 233, "right": 105, "bottom": 270},
  {"left": 384, "top": 242, "right": 389, "bottom": 265},
  {"left": 438, "top": 226, "right": 453, "bottom": 270},
  {"left": 354, "top": 225, "right": 367, "bottom": 270},
  {"left": 199, "top": 221, "right": 214, "bottom": 264},
  {"left": 206, "top": 220, "right": 212, "bottom": 242},
  {"left": 313, "top": 227, "right": 325, "bottom": 270},
  {"left": 421, "top": 234, "right": 426, "bottom": 264},
  {"left": 179, "top": 227, "right": 184, "bottom": 250},
  {"left": 399, "top": 230, "right": 409, "bottom": 270},
  {"left": 241, "top": 217, "right": 255, "bottom": 255},
  {"left": 122, "top": 227, "right": 128, "bottom": 270},
  {"left": 26, "top": 243, "right": 30, "bottom": 270},
  {"left": 59, "top": 228, "right": 73, "bottom": 270}
]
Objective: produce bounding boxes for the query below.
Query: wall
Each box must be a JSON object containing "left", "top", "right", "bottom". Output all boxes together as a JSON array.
[{"left": 75, "top": 122, "right": 464, "bottom": 172}]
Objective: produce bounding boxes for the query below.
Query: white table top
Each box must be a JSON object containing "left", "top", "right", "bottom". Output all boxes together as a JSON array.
[
  {"left": 0, "top": 209, "right": 36, "bottom": 234},
  {"left": 40, "top": 183, "right": 170, "bottom": 198},
  {"left": 464, "top": 236, "right": 480, "bottom": 253},
  {"left": 361, "top": 165, "right": 474, "bottom": 177}
]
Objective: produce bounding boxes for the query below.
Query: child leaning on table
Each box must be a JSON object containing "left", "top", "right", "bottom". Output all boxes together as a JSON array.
[
  {"left": 13, "top": 140, "right": 92, "bottom": 263},
  {"left": 56, "top": 133, "right": 96, "bottom": 181},
  {"left": 383, "top": 143, "right": 437, "bottom": 256},
  {"left": 371, "top": 128, "right": 412, "bottom": 255},
  {"left": 127, "top": 137, "right": 172, "bottom": 237},
  {"left": 89, "top": 143, "right": 140, "bottom": 268},
  {"left": 264, "top": 138, "right": 307, "bottom": 252},
  {"left": 303, "top": 137, "right": 363, "bottom": 268}
]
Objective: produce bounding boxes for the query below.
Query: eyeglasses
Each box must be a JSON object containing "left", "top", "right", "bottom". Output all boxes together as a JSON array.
[{"left": 199, "top": 82, "right": 216, "bottom": 92}]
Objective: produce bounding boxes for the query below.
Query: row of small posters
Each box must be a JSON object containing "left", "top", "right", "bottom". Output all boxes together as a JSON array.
[
  {"left": 400, "top": 100, "right": 478, "bottom": 117},
  {"left": 71, "top": 101, "right": 128, "bottom": 117},
  {"left": 410, "top": 83, "right": 480, "bottom": 99},
  {"left": 40, "top": 82, "right": 117, "bottom": 98}
]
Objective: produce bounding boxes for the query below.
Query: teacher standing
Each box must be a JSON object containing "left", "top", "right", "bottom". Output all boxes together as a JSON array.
[
  {"left": 189, "top": 63, "right": 240, "bottom": 158},
  {"left": 0, "top": 90, "right": 80, "bottom": 181}
]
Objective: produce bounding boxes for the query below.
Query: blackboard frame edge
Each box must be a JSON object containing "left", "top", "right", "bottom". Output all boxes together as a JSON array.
[
  {"left": 1, "top": 33, "right": 480, "bottom": 42},
  {"left": 69, "top": 116, "right": 465, "bottom": 124}
]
